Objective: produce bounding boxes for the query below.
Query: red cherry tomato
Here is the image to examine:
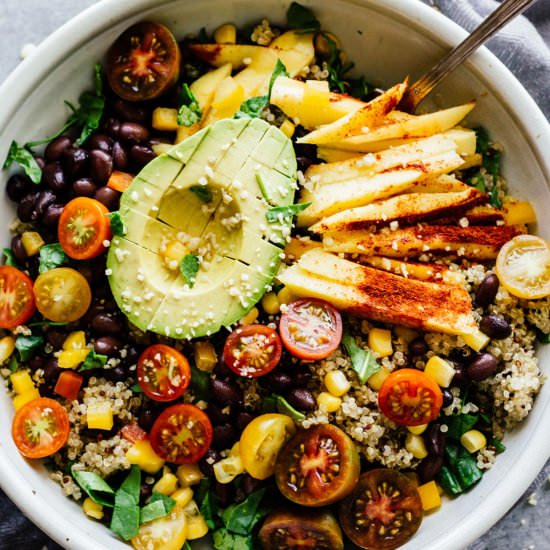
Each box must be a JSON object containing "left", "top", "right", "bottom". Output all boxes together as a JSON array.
[
  {"left": 279, "top": 298, "right": 342, "bottom": 361},
  {"left": 0, "top": 266, "right": 35, "bottom": 329}
]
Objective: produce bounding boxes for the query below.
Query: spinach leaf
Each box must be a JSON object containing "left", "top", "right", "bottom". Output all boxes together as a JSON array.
[
  {"left": 71, "top": 468, "right": 115, "bottom": 507},
  {"left": 319, "top": 32, "right": 354, "bottom": 93},
  {"left": 221, "top": 488, "right": 268, "bottom": 535},
  {"left": 437, "top": 465, "right": 463, "bottom": 496},
  {"left": 347, "top": 76, "right": 371, "bottom": 101},
  {"left": 454, "top": 447, "right": 482, "bottom": 489},
  {"left": 3, "top": 141, "right": 42, "bottom": 184},
  {"left": 286, "top": 2, "right": 321, "bottom": 33},
  {"left": 15, "top": 335, "right": 44, "bottom": 362},
  {"left": 190, "top": 364, "right": 211, "bottom": 402},
  {"left": 195, "top": 479, "right": 218, "bottom": 529},
  {"left": 8, "top": 354, "right": 19, "bottom": 373},
  {"left": 38, "top": 243, "right": 67, "bottom": 274},
  {"left": 446, "top": 414, "right": 478, "bottom": 439},
  {"left": 263, "top": 394, "right": 305, "bottom": 421},
  {"left": 190, "top": 185, "right": 213, "bottom": 203},
  {"left": 180, "top": 254, "right": 200, "bottom": 288},
  {"left": 490, "top": 437, "right": 506, "bottom": 454},
  {"left": 213, "top": 528, "right": 254, "bottom": 550},
  {"left": 474, "top": 127, "right": 490, "bottom": 155},
  {"left": 2, "top": 248, "right": 19, "bottom": 268},
  {"left": 235, "top": 95, "right": 269, "bottom": 119},
  {"left": 178, "top": 84, "right": 202, "bottom": 127},
  {"left": 266, "top": 202, "right": 311, "bottom": 223},
  {"left": 79, "top": 350, "right": 108, "bottom": 372},
  {"left": 108, "top": 212, "right": 126, "bottom": 237},
  {"left": 110, "top": 466, "right": 141, "bottom": 540},
  {"left": 341, "top": 330, "right": 380, "bottom": 384},
  {"left": 140, "top": 493, "right": 176, "bottom": 524},
  {"left": 268, "top": 59, "right": 289, "bottom": 98}
]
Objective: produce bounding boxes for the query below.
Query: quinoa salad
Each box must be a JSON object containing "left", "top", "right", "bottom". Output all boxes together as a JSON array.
[{"left": 1, "top": 3, "right": 550, "bottom": 549}]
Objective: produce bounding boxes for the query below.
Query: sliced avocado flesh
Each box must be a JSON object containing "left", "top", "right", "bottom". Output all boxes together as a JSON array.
[{"left": 107, "top": 118, "right": 296, "bottom": 339}]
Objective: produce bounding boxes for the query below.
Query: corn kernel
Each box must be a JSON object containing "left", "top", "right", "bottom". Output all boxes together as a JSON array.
[
  {"left": 177, "top": 463, "right": 203, "bottom": 487},
  {"left": 63, "top": 331, "right": 87, "bottom": 350},
  {"left": 153, "top": 472, "right": 179, "bottom": 495},
  {"left": 239, "top": 307, "right": 259, "bottom": 325},
  {"left": 213, "top": 454, "right": 244, "bottom": 484},
  {"left": 0, "top": 336, "right": 15, "bottom": 365},
  {"left": 21, "top": 231, "right": 45, "bottom": 256},
  {"left": 83, "top": 497, "right": 104, "bottom": 520},
  {"left": 394, "top": 326, "right": 419, "bottom": 343},
  {"left": 368, "top": 328, "right": 393, "bottom": 357},
  {"left": 405, "top": 433, "right": 428, "bottom": 459},
  {"left": 261, "top": 292, "right": 280, "bottom": 315},
  {"left": 317, "top": 392, "right": 342, "bottom": 413},
  {"left": 277, "top": 286, "right": 296, "bottom": 306},
  {"left": 161, "top": 239, "right": 189, "bottom": 271},
  {"left": 367, "top": 366, "right": 390, "bottom": 391},
  {"left": 186, "top": 512, "right": 209, "bottom": 540},
  {"left": 214, "top": 23, "right": 237, "bottom": 45},
  {"left": 324, "top": 370, "right": 351, "bottom": 397},
  {"left": 152, "top": 107, "right": 179, "bottom": 131},
  {"left": 460, "top": 429, "right": 487, "bottom": 453},
  {"left": 87, "top": 401, "right": 113, "bottom": 431},
  {"left": 462, "top": 330, "right": 490, "bottom": 352},
  {"left": 407, "top": 423, "right": 428, "bottom": 435},
  {"left": 194, "top": 341, "right": 217, "bottom": 372},
  {"left": 279, "top": 119, "right": 295, "bottom": 138},
  {"left": 424, "top": 356, "right": 456, "bottom": 388},
  {"left": 58, "top": 349, "right": 90, "bottom": 369},
  {"left": 13, "top": 389, "right": 40, "bottom": 411},
  {"left": 170, "top": 487, "right": 194, "bottom": 508},
  {"left": 417, "top": 481, "right": 441, "bottom": 511},
  {"left": 126, "top": 440, "right": 165, "bottom": 474},
  {"left": 10, "top": 370, "right": 35, "bottom": 394}
]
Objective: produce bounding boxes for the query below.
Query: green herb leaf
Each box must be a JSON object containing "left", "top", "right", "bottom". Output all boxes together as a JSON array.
[
  {"left": 319, "top": 32, "right": 354, "bottom": 93},
  {"left": 341, "top": 330, "right": 380, "bottom": 384},
  {"left": 79, "top": 350, "right": 108, "bottom": 372},
  {"left": 190, "top": 185, "right": 213, "bottom": 203},
  {"left": 490, "top": 437, "right": 506, "bottom": 454},
  {"left": 190, "top": 364, "right": 210, "bottom": 402},
  {"left": 8, "top": 354, "right": 19, "bottom": 373},
  {"left": 94, "top": 63, "right": 103, "bottom": 95},
  {"left": 38, "top": 243, "right": 67, "bottom": 274},
  {"left": 183, "top": 543, "right": 193, "bottom": 550},
  {"left": 15, "top": 335, "right": 44, "bottom": 362},
  {"left": 140, "top": 493, "right": 176, "bottom": 524},
  {"left": 263, "top": 394, "right": 305, "bottom": 421},
  {"left": 235, "top": 95, "right": 269, "bottom": 119},
  {"left": 108, "top": 211, "right": 126, "bottom": 237},
  {"left": 71, "top": 468, "right": 115, "bottom": 507},
  {"left": 2, "top": 248, "right": 20, "bottom": 268},
  {"left": 286, "top": 2, "right": 321, "bottom": 33},
  {"left": 130, "top": 383, "right": 143, "bottom": 393},
  {"left": 213, "top": 528, "right": 254, "bottom": 550},
  {"left": 454, "top": 446, "right": 483, "bottom": 489},
  {"left": 195, "top": 478, "right": 218, "bottom": 530},
  {"left": 180, "top": 254, "right": 199, "bottom": 288},
  {"left": 266, "top": 202, "right": 311, "bottom": 223},
  {"left": 110, "top": 466, "right": 141, "bottom": 540},
  {"left": 446, "top": 414, "right": 478, "bottom": 439},
  {"left": 437, "top": 465, "right": 463, "bottom": 496},
  {"left": 28, "top": 320, "right": 69, "bottom": 329},
  {"left": 347, "top": 76, "right": 371, "bottom": 101},
  {"left": 221, "top": 488, "right": 268, "bottom": 535},
  {"left": 536, "top": 329, "right": 550, "bottom": 344},
  {"left": 3, "top": 141, "right": 42, "bottom": 184},
  {"left": 178, "top": 84, "right": 202, "bottom": 126},
  {"left": 468, "top": 172, "right": 486, "bottom": 193},
  {"left": 474, "top": 127, "right": 490, "bottom": 155},
  {"left": 268, "top": 59, "right": 289, "bottom": 98}
]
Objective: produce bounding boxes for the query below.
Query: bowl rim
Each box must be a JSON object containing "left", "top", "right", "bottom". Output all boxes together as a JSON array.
[{"left": 0, "top": 0, "right": 549, "bottom": 549}]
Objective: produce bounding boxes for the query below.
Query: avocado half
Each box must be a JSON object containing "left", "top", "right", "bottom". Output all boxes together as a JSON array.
[{"left": 106, "top": 118, "right": 297, "bottom": 339}]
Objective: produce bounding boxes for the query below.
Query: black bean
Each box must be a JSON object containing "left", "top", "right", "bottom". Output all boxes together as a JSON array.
[
  {"left": 212, "top": 424, "right": 237, "bottom": 450},
  {"left": 240, "top": 474, "right": 264, "bottom": 497},
  {"left": 475, "top": 273, "right": 500, "bottom": 308},
  {"left": 199, "top": 448, "right": 221, "bottom": 478},
  {"left": 296, "top": 156, "right": 313, "bottom": 172},
  {"left": 441, "top": 388, "right": 454, "bottom": 408},
  {"left": 236, "top": 412, "right": 254, "bottom": 432},
  {"left": 32, "top": 190, "right": 56, "bottom": 221},
  {"left": 11, "top": 235, "right": 28, "bottom": 263},
  {"left": 140, "top": 483, "right": 153, "bottom": 505},
  {"left": 104, "top": 366, "right": 127, "bottom": 382},
  {"left": 451, "top": 364, "right": 470, "bottom": 387},
  {"left": 112, "top": 141, "right": 128, "bottom": 170},
  {"left": 210, "top": 378, "right": 243, "bottom": 405},
  {"left": 104, "top": 117, "right": 121, "bottom": 138},
  {"left": 292, "top": 368, "right": 312, "bottom": 387},
  {"left": 130, "top": 144, "right": 156, "bottom": 168},
  {"left": 17, "top": 192, "right": 39, "bottom": 222},
  {"left": 207, "top": 402, "right": 233, "bottom": 425},
  {"left": 42, "top": 203, "right": 64, "bottom": 228},
  {"left": 44, "top": 136, "right": 73, "bottom": 162},
  {"left": 89, "top": 149, "right": 113, "bottom": 184},
  {"left": 91, "top": 313, "right": 123, "bottom": 335},
  {"left": 293, "top": 142, "right": 317, "bottom": 161},
  {"left": 112, "top": 99, "right": 148, "bottom": 123},
  {"left": 449, "top": 346, "right": 474, "bottom": 365},
  {"left": 286, "top": 388, "right": 316, "bottom": 411},
  {"left": 62, "top": 147, "right": 88, "bottom": 179},
  {"left": 28, "top": 356, "right": 45, "bottom": 372},
  {"left": 87, "top": 134, "right": 113, "bottom": 154},
  {"left": 6, "top": 174, "right": 33, "bottom": 202},
  {"left": 94, "top": 336, "right": 123, "bottom": 355},
  {"left": 117, "top": 122, "right": 150, "bottom": 144},
  {"left": 418, "top": 455, "right": 444, "bottom": 484},
  {"left": 409, "top": 338, "right": 428, "bottom": 356},
  {"left": 72, "top": 177, "right": 98, "bottom": 197},
  {"left": 43, "top": 357, "right": 61, "bottom": 385},
  {"left": 94, "top": 186, "right": 120, "bottom": 211},
  {"left": 263, "top": 370, "right": 292, "bottom": 392},
  {"left": 214, "top": 358, "right": 233, "bottom": 379},
  {"left": 138, "top": 407, "right": 157, "bottom": 432},
  {"left": 480, "top": 314, "right": 511, "bottom": 340},
  {"left": 467, "top": 352, "right": 498, "bottom": 382},
  {"left": 122, "top": 345, "right": 140, "bottom": 367},
  {"left": 46, "top": 328, "right": 68, "bottom": 349},
  {"left": 424, "top": 423, "right": 446, "bottom": 457},
  {"left": 213, "top": 480, "right": 233, "bottom": 508}
]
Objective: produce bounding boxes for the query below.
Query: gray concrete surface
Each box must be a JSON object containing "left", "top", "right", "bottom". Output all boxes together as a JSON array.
[{"left": 0, "top": 1, "right": 549, "bottom": 549}]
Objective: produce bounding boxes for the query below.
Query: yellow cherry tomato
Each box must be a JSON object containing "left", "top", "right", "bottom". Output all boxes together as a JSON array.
[
  {"left": 131, "top": 504, "right": 187, "bottom": 550},
  {"left": 496, "top": 235, "right": 550, "bottom": 299},
  {"left": 239, "top": 413, "right": 297, "bottom": 480}
]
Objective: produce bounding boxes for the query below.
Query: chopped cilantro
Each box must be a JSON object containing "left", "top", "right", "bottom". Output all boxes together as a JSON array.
[
  {"left": 341, "top": 330, "right": 380, "bottom": 383},
  {"left": 79, "top": 350, "right": 108, "bottom": 372},
  {"left": 265, "top": 202, "right": 311, "bottom": 223},
  {"left": 180, "top": 254, "right": 199, "bottom": 288},
  {"left": 2, "top": 248, "right": 20, "bottom": 268},
  {"left": 235, "top": 95, "right": 269, "bottom": 119},
  {"left": 108, "top": 211, "right": 126, "bottom": 237},
  {"left": 38, "top": 243, "right": 67, "bottom": 274},
  {"left": 178, "top": 84, "right": 202, "bottom": 127},
  {"left": 3, "top": 141, "right": 42, "bottom": 184},
  {"left": 190, "top": 185, "right": 213, "bottom": 203},
  {"left": 15, "top": 335, "right": 44, "bottom": 362}
]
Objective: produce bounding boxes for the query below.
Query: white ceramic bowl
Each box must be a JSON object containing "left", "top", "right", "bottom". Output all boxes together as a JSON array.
[{"left": 1, "top": 1, "right": 549, "bottom": 549}]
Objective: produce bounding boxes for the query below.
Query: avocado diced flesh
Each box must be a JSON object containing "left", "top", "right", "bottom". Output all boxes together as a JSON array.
[{"left": 107, "top": 118, "right": 296, "bottom": 339}]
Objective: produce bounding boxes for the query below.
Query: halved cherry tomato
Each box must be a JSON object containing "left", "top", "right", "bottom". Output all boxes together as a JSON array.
[
  {"left": 275, "top": 424, "right": 360, "bottom": 507},
  {"left": 137, "top": 344, "right": 191, "bottom": 402},
  {"left": 223, "top": 324, "right": 282, "bottom": 378},
  {"left": 132, "top": 503, "right": 187, "bottom": 550},
  {"left": 150, "top": 403, "right": 212, "bottom": 464},
  {"left": 339, "top": 469, "right": 423, "bottom": 550},
  {"left": 53, "top": 371, "right": 83, "bottom": 401},
  {"left": 259, "top": 508, "right": 344, "bottom": 550},
  {"left": 279, "top": 298, "right": 342, "bottom": 361},
  {"left": 496, "top": 234, "right": 550, "bottom": 299},
  {"left": 378, "top": 368, "right": 443, "bottom": 427},
  {"left": 121, "top": 422, "right": 148, "bottom": 444},
  {"left": 239, "top": 413, "right": 297, "bottom": 480},
  {"left": 58, "top": 197, "right": 111, "bottom": 260},
  {"left": 33, "top": 267, "right": 92, "bottom": 323},
  {"left": 0, "top": 266, "right": 35, "bottom": 329},
  {"left": 106, "top": 22, "right": 181, "bottom": 102},
  {"left": 12, "top": 397, "right": 70, "bottom": 458}
]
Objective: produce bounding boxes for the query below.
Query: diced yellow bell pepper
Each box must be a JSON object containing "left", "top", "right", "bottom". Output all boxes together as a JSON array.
[
  {"left": 417, "top": 480, "right": 441, "bottom": 511},
  {"left": 405, "top": 433, "right": 428, "bottom": 459},
  {"left": 21, "top": 231, "right": 45, "bottom": 256},
  {"left": 460, "top": 429, "right": 487, "bottom": 453},
  {"left": 261, "top": 292, "right": 280, "bottom": 315},
  {"left": 177, "top": 463, "right": 203, "bottom": 487},
  {"left": 317, "top": 392, "right": 341, "bottom": 413},
  {"left": 367, "top": 366, "right": 390, "bottom": 391},
  {"left": 152, "top": 107, "right": 179, "bottom": 132},
  {"left": 86, "top": 401, "right": 113, "bottom": 431},
  {"left": 324, "top": 370, "right": 351, "bottom": 397},
  {"left": 63, "top": 331, "right": 87, "bottom": 351},
  {"left": 153, "top": 472, "right": 179, "bottom": 496},
  {"left": 126, "top": 440, "right": 165, "bottom": 474},
  {"left": 58, "top": 349, "right": 90, "bottom": 369},
  {"left": 0, "top": 336, "right": 15, "bottom": 365},
  {"left": 10, "top": 370, "right": 35, "bottom": 395},
  {"left": 13, "top": 389, "right": 40, "bottom": 411},
  {"left": 83, "top": 497, "right": 104, "bottom": 520},
  {"left": 368, "top": 328, "right": 393, "bottom": 358},
  {"left": 170, "top": 487, "right": 194, "bottom": 508},
  {"left": 424, "top": 356, "right": 456, "bottom": 388}
]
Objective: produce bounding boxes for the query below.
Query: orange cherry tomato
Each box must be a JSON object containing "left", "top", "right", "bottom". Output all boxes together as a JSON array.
[
  {"left": 0, "top": 266, "right": 35, "bottom": 329},
  {"left": 58, "top": 197, "right": 111, "bottom": 260},
  {"left": 12, "top": 397, "right": 70, "bottom": 458},
  {"left": 150, "top": 404, "right": 212, "bottom": 464},
  {"left": 53, "top": 371, "right": 83, "bottom": 401},
  {"left": 137, "top": 344, "right": 191, "bottom": 402},
  {"left": 378, "top": 368, "right": 443, "bottom": 426}
]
